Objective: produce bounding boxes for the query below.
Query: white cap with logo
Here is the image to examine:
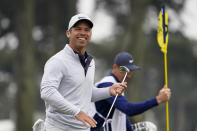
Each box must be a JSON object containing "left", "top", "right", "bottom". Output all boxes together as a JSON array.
[{"left": 68, "top": 13, "right": 93, "bottom": 30}]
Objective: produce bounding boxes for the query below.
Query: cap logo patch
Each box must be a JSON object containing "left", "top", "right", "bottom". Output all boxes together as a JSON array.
[
  {"left": 78, "top": 17, "right": 86, "bottom": 20},
  {"left": 129, "top": 60, "right": 133, "bottom": 63}
]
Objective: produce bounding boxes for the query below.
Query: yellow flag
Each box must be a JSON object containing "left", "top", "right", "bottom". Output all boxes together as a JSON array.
[{"left": 157, "top": 8, "right": 168, "bottom": 54}]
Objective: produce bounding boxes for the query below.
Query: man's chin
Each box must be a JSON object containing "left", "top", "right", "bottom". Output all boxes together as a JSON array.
[
  {"left": 75, "top": 44, "right": 87, "bottom": 51},
  {"left": 77, "top": 42, "right": 87, "bottom": 47}
]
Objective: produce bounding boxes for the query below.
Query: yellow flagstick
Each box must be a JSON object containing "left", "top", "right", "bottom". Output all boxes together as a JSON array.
[
  {"left": 157, "top": 6, "right": 170, "bottom": 131},
  {"left": 164, "top": 49, "right": 169, "bottom": 131}
]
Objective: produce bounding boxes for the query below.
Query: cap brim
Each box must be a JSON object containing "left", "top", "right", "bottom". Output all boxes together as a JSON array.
[{"left": 126, "top": 64, "right": 140, "bottom": 71}]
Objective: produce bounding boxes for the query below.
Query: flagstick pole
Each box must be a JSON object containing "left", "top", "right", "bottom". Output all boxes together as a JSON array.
[
  {"left": 157, "top": 5, "right": 170, "bottom": 131},
  {"left": 164, "top": 52, "right": 169, "bottom": 131}
]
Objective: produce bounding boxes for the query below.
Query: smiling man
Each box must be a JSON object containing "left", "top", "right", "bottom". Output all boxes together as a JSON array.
[{"left": 40, "top": 14, "right": 127, "bottom": 131}]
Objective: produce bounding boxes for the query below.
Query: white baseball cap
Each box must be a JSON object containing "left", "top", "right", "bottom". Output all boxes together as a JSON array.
[{"left": 68, "top": 13, "right": 93, "bottom": 30}]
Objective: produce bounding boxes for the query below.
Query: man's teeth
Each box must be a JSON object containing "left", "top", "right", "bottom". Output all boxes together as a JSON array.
[{"left": 78, "top": 38, "right": 85, "bottom": 40}]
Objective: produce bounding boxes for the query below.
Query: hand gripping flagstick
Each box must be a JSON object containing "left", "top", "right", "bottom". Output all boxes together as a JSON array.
[
  {"left": 157, "top": 5, "right": 170, "bottom": 131},
  {"left": 102, "top": 66, "right": 130, "bottom": 128}
]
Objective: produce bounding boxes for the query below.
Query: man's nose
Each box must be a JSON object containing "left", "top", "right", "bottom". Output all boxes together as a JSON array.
[{"left": 80, "top": 30, "right": 87, "bottom": 35}]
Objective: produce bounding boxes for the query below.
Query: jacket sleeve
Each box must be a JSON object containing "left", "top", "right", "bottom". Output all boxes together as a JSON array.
[
  {"left": 40, "top": 58, "right": 80, "bottom": 116},
  {"left": 105, "top": 95, "right": 158, "bottom": 116},
  {"left": 95, "top": 80, "right": 158, "bottom": 116},
  {"left": 92, "top": 86, "right": 111, "bottom": 102}
]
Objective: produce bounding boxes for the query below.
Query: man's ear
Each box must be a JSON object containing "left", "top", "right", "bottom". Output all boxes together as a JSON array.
[
  {"left": 66, "top": 30, "right": 70, "bottom": 38},
  {"left": 113, "top": 64, "right": 119, "bottom": 70},
  {"left": 112, "top": 64, "right": 120, "bottom": 76}
]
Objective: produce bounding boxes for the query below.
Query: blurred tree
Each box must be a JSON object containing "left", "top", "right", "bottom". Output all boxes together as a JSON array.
[
  {"left": 14, "top": 0, "right": 36, "bottom": 130},
  {"left": 35, "top": 0, "right": 78, "bottom": 69}
]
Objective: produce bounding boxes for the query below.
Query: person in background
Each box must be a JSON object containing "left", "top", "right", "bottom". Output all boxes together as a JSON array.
[{"left": 91, "top": 52, "right": 171, "bottom": 131}]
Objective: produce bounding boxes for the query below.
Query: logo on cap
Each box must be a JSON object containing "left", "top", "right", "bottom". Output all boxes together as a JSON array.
[
  {"left": 129, "top": 60, "right": 133, "bottom": 64},
  {"left": 78, "top": 17, "right": 86, "bottom": 20}
]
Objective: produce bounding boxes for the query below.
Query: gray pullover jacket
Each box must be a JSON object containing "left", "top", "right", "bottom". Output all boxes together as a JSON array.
[{"left": 40, "top": 44, "right": 111, "bottom": 129}]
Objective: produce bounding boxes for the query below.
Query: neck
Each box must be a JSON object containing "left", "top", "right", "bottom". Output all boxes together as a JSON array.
[
  {"left": 69, "top": 44, "right": 86, "bottom": 55},
  {"left": 112, "top": 70, "right": 121, "bottom": 82}
]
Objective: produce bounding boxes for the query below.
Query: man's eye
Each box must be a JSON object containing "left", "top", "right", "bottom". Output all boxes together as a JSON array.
[{"left": 85, "top": 29, "right": 90, "bottom": 32}]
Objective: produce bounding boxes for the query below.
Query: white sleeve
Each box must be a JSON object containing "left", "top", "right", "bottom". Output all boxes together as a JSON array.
[
  {"left": 91, "top": 75, "right": 118, "bottom": 102},
  {"left": 91, "top": 86, "right": 111, "bottom": 102},
  {"left": 40, "top": 58, "right": 80, "bottom": 116}
]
